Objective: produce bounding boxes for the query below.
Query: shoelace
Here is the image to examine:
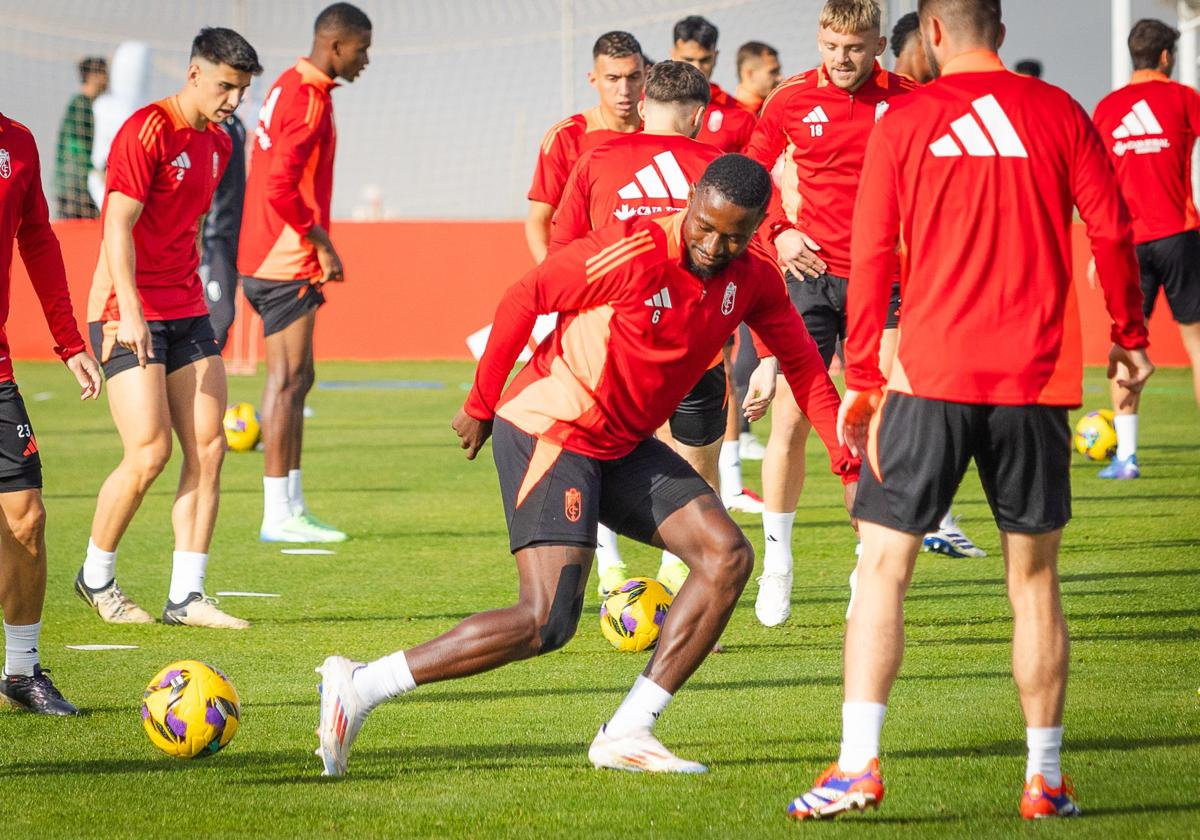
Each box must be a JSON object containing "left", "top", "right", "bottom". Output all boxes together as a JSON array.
[{"left": 31, "top": 668, "right": 67, "bottom": 701}]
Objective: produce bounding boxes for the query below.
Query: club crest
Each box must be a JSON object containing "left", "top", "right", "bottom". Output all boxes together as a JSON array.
[
  {"left": 0, "top": 149, "right": 10, "bottom": 179},
  {"left": 721, "top": 282, "right": 737, "bottom": 315},
  {"left": 564, "top": 487, "right": 582, "bottom": 523}
]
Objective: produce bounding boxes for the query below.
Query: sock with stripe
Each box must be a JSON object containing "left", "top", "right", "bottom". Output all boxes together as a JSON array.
[{"left": 606, "top": 675, "right": 672, "bottom": 737}]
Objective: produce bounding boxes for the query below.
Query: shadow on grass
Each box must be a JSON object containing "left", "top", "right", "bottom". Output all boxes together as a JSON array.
[{"left": 891, "top": 732, "right": 1200, "bottom": 761}]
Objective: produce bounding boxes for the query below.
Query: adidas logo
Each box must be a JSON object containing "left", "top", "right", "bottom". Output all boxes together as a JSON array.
[
  {"left": 928, "top": 94, "right": 1028, "bottom": 158},
  {"left": 802, "top": 106, "right": 830, "bottom": 124},
  {"left": 617, "top": 151, "right": 691, "bottom": 201},
  {"left": 1111, "top": 99, "right": 1170, "bottom": 156},
  {"left": 644, "top": 287, "right": 672, "bottom": 309},
  {"left": 171, "top": 151, "right": 191, "bottom": 181}
]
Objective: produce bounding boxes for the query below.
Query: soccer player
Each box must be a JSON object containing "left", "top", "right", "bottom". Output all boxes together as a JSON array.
[
  {"left": 670, "top": 17, "right": 758, "bottom": 153},
  {"left": 314, "top": 155, "right": 859, "bottom": 777},
  {"left": 891, "top": 12, "right": 933, "bottom": 84},
  {"left": 526, "top": 32, "right": 645, "bottom": 264},
  {"left": 238, "top": 3, "right": 372, "bottom": 543},
  {"left": 201, "top": 114, "right": 247, "bottom": 351},
  {"left": 1092, "top": 18, "right": 1200, "bottom": 478},
  {"left": 550, "top": 60, "right": 722, "bottom": 594},
  {"left": 785, "top": 0, "right": 1152, "bottom": 820},
  {"left": 0, "top": 111, "right": 102, "bottom": 715},
  {"left": 743, "top": 0, "right": 929, "bottom": 628},
  {"left": 76, "top": 28, "right": 262, "bottom": 630},
  {"left": 735, "top": 42, "right": 783, "bottom": 115}
]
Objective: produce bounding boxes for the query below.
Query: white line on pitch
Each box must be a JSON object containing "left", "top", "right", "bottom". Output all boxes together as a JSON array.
[
  {"left": 65, "top": 644, "right": 140, "bottom": 651},
  {"left": 280, "top": 549, "right": 336, "bottom": 555},
  {"left": 215, "top": 591, "right": 281, "bottom": 598}
]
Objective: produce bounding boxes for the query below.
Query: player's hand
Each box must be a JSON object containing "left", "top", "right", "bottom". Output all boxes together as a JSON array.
[
  {"left": 1086, "top": 257, "right": 1098, "bottom": 290},
  {"left": 65, "top": 352, "right": 102, "bottom": 400},
  {"left": 452, "top": 408, "right": 493, "bottom": 460},
  {"left": 315, "top": 242, "right": 345, "bottom": 284},
  {"left": 743, "top": 356, "right": 778, "bottom": 421},
  {"left": 774, "top": 229, "right": 827, "bottom": 279},
  {"left": 837, "top": 386, "right": 883, "bottom": 458},
  {"left": 116, "top": 316, "right": 153, "bottom": 367},
  {"left": 1107, "top": 344, "right": 1155, "bottom": 408}
]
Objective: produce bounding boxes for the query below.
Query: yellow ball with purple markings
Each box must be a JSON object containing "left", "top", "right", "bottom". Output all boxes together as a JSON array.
[
  {"left": 142, "top": 660, "right": 240, "bottom": 758},
  {"left": 1074, "top": 409, "right": 1117, "bottom": 461},
  {"left": 223, "top": 402, "right": 261, "bottom": 452},
  {"left": 600, "top": 577, "right": 674, "bottom": 652}
]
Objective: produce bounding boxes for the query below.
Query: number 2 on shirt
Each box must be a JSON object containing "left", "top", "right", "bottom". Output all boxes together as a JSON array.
[{"left": 255, "top": 86, "right": 283, "bottom": 151}]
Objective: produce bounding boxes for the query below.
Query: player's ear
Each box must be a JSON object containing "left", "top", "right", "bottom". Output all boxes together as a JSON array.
[
  {"left": 877, "top": 36, "right": 888, "bottom": 58},
  {"left": 637, "top": 99, "right": 646, "bottom": 121},
  {"left": 587, "top": 69, "right": 598, "bottom": 90},
  {"left": 691, "top": 104, "right": 705, "bottom": 128},
  {"left": 187, "top": 61, "right": 202, "bottom": 87},
  {"left": 995, "top": 23, "right": 1007, "bottom": 51}
]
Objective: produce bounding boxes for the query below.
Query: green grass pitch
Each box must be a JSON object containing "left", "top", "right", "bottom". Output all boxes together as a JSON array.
[{"left": 1, "top": 360, "right": 1196, "bottom": 838}]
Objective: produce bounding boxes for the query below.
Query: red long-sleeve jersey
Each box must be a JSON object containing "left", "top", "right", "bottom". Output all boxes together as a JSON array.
[
  {"left": 695, "top": 83, "right": 757, "bottom": 153},
  {"left": 1092, "top": 70, "right": 1200, "bottom": 244},
  {"left": 528, "top": 108, "right": 639, "bottom": 208},
  {"left": 0, "top": 113, "right": 86, "bottom": 380},
  {"left": 239, "top": 58, "right": 338, "bottom": 281},
  {"left": 744, "top": 63, "right": 917, "bottom": 277},
  {"left": 847, "top": 51, "right": 1148, "bottom": 406},
  {"left": 465, "top": 212, "right": 857, "bottom": 482},
  {"left": 549, "top": 131, "right": 721, "bottom": 253}
]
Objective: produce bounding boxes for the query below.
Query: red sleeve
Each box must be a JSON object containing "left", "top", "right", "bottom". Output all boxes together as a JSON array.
[
  {"left": 845, "top": 124, "right": 900, "bottom": 391},
  {"left": 548, "top": 152, "right": 593, "bottom": 254},
  {"left": 743, "top": 90, "right": 793, "bottom": 238},
  {"left": 464, "top": 224, "right": 655, "bottom": 420},
  {"left": 1069, "top": 101, "right": 1149, "bottom": 349},
  {"left": 17, "top": 139, "right": 85, "bottom": 361},
  {"left": 528, "top": 121, "right": 575, "bottom": 206},
  {"left": 266, "top": 87, "right": 324, "bottom": 235},
  {"left": 743, "top": 261, "right": 859, "bottom": 482},
  {"left": 105, "top": 110, "right": 162, "bottom": 204},
  {"left": 1184, "top": 86, "right": 1200, "bottom": 137}
]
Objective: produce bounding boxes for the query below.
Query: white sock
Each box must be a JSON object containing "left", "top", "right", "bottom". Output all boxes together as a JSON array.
[
  {"left": 3, "top": 621, "right": 40, "bottom": 677},
  {"left": 263, "top": 476, "right": 291, "bottom": 525},
  {"left": 939, "top": 510, "right": 955, "bottom": 531},
  {"left": 352, "top": 650, "right": 418, "bottom": 711},
  {"left": 762, "top": 511, "right": 795, "bottom": 575},
  {"left": 168, "top": 551, "right": 207, "bottom": 603},
  {"left": 718, "top": 440, "right": 743, "bottom": 497},
  {"left": 606, "top": 675, "right": 673, "bottom": 737},
  {"left": 1114, "top": 413, "right": 1138, "bottom": 460},
  {"left": 1026, "top": 726, "right": 1063, "bottom": 787},
  {"left": 838, "top": 701, "right": 886, "bottom": 773},
  {"left": 287, "top": 468, "right": 306, "bottom": 515},
  {"left": 82, "top": 539, "right": 117, "bottom": 589},
  {"left": 595, "top": 524, "right": 624, "bottom": 572}
]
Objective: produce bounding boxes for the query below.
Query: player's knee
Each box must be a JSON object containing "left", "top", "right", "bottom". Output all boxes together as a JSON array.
[
  {"left": 535, "top": 591, "right": 584, "bottom": 654},
  {"left": 6, "top": 497, "right": 46, "bottom": 554},
  {"left": 131, "top": 439, "right": 172, "bottom": 486},
  {"left": 201, "top": 430, "right": 227, "bottom": 470},
  {"left": 707, "top": 532, "right": 755, "bottom": 588}
]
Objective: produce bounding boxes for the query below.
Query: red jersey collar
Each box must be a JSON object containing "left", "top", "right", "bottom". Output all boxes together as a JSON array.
[
  {"left": 296, "top": 57, "right": 340, "bottom": 92},
  {"left": 734, "top": 86, "right": 764, "bottom": 113},
  {"left": 939, "top": 50, "right": 1006, "bottom": 76},
  {"left": 816, "top": 60, "right": 888, "bottom": 92},
  {"left": 1130, "top": 69, "right": 1170, "bottom": 84}
]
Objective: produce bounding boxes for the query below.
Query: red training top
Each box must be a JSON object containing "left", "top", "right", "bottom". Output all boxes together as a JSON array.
[
  {"left": 0, "top": 113, "right": 86, "bottom": 380},
  {"left": 549, "top": 131, "right": 721, "bottom": 253},
  {"left": 744, "top": 62, "right": 917, "bottom": 278},
  {"left": 239, "top": 58, "right": 339, "bottom": 281},
  {"left": 87, "top": 98, "right": 230, "bottom": 322},
  {"left": 465, "top": 212, "right": 857, "bottom": 483},
  {"left": 695, "top": 83, "right": 757, "bottom": 153},
  {"left": 1092, "top": 69, "right": 1200, "bottom": 244},
  {"left": 528, "top": 107, "right": 639, "bottom": 207},
  {"left": 847, "top": 51, "right": 1148, "bottom": 407}
]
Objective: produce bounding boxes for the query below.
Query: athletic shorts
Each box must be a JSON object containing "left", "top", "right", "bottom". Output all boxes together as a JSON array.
[
  {"left": 492, "top": 418, "right": 715, "bottom": 553},
  {"left": 786, "top": 272, "right": 902, "bottom": 367},
  {"left": 669, "top": 362, "right": 728, "bottom": 447},
  {"left": 242, "top": 277, "right": 325, "bottom": 337},
  {"left": 89, "top": 316, "right": 220, "bottom": 379},
  {"left": 0, "top": 382, "right": 43, "bottom": 491},
  {"left": 1137, "top": 229, "right": 1200, "bottom": 324},
  {"left": 854, "top": 393, "right": 1071, "bottom": 535}
]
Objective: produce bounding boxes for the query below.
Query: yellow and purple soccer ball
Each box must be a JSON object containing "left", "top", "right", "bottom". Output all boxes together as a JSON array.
[
  {"left": 600, "top": 577, "right": 674, "bottom": 652},
  {"left": 223, "top": 402, "right": 261, "bottom": 453},
  {"left": 1074, "top": 409, "right": 1117, "bottom": 460},
  {"left": 142, "top": 660, "right": 241, "bottom": 758}
]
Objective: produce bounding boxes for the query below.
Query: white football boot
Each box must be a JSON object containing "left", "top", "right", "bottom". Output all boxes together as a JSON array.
[
  {"left": 588, "top": 726, "right": 707, "bottom": 773},
  {"left": 316, "top": 655, "right": 368, "bottom": 777},
  {"left": 754, "top": 571, "right": 793, "bottom": 627}
]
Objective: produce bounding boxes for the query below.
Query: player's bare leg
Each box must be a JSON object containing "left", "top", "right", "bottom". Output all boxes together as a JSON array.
[
  {"left": 757, "top": 375, "right": 809, "bottom": 626},
  {"left": 77, "top": 366, "right": 169, "bottom": 624},
  {"left": 1003, "top": 530, "right": 1067, "bottom": 728},
  {"left": 1179, "top": 321, "right": 1200, "bottom": 409},
  {"left": 719, "top": 343, "right": 763, "bottom": 512},
  {"left": 1103, "top": 361, "right": 1142, "bottom": 479},
  {"left": 657, "top": 436, "right": 721, "bottom": 592}
]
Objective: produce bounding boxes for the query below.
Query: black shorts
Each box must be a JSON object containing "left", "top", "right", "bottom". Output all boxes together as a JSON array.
[
  {"left": 854, "top": 393, "right": 1071, "bottom": 535},
  {"left": 0, "top": 382, "right": 43, "bottom": 491},
  {"left": 242, "top": 277, "right": 325, "bottom": 337},
  {"left": 89, "top": 316, "right": 220, "bottom": 379},
  {"left": 669, "top": 362, "right": 728, "bottom": 447},
  {"left": 1137, "top": 229, "right": 1200, "bottom": 324},
  {"left": 493, "top": 418, "right": 715, "bottom": 553},
  {"left": 786, "top": 272, "right": 902, "bottom": 367}
]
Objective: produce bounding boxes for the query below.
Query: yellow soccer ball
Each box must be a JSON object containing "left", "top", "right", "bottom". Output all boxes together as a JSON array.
[
  {"left": 142, "top": 660, "right": 241, "bottom": 758},
  {"left": 600, "top": 577, "right": 674, "bottom": 652},
  {"left": 1074, "top": 410, "right": 1117, "bottom": 461},
  {"left": 223, "top": 402, "right": 261, "bottom": 452}
]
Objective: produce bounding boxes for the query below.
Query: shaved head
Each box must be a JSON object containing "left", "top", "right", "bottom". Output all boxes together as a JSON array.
[{"left": 918, "top": 0, "right": 1003, "bottom": 46}]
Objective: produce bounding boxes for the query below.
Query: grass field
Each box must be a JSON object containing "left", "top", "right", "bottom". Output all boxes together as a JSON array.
[{"left": 0, "top": 359, "right": 1196, "bottom": 838}]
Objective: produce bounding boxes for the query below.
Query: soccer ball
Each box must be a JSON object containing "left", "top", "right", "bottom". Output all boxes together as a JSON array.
[
  {"left": 142, "top": 660, "right": 241, "bottom": 758},
  {"left": 600, "top": 577, "right": 674, "bottom": 652},
  {"left": 1074, "top": 409, "right": 1117, "bottom": 460},
  {"left": 223, "top": 402, "right": 261, "bottom": 452}
]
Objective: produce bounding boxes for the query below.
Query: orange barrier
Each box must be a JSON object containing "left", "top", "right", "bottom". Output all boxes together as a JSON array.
[{"left": 6, "top": 219, "right": 1190, "bottom": 367}]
